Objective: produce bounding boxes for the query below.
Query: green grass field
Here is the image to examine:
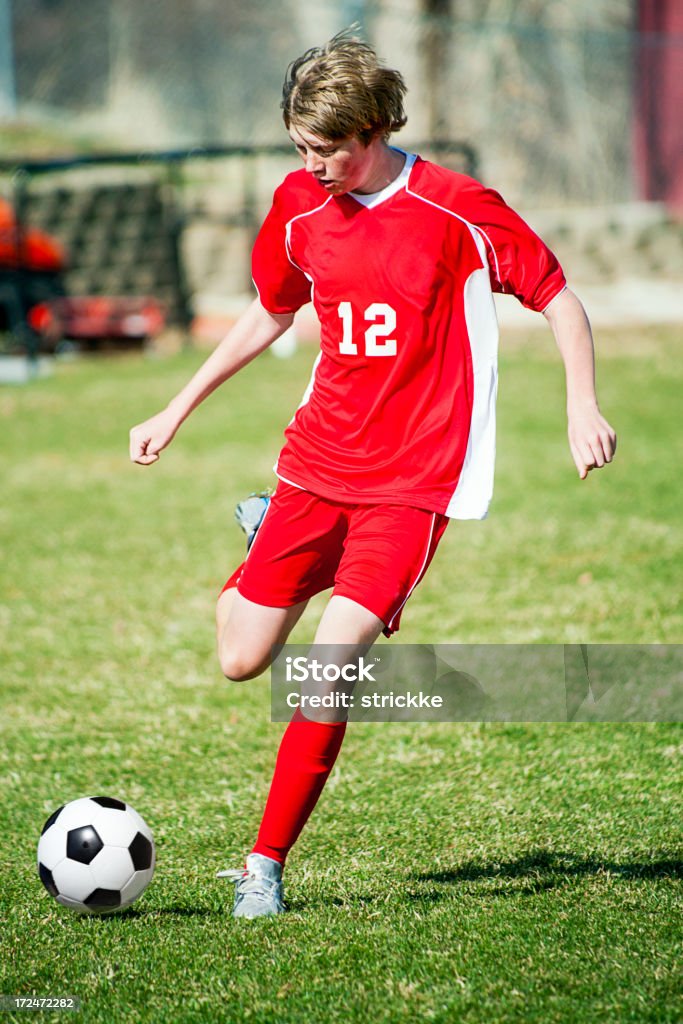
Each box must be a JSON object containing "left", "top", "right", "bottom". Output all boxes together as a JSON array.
[{"left": 0, "top": 327, "right": 681, "bottom": 1023}]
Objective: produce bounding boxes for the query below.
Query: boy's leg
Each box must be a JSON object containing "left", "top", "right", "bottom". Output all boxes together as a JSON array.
[
  {"left": 243, "top": 505, "right": 447, "bottom": 881},
  {"left": 216, "top": 480, "right": 342, "bottom": 682},
  {"left": 216, "top": 586, "right": 308, "bottom": 681},
  {"left": 222, "top": 503, "right": 448, "bottom": 916},
  {"left": 313, "top": 594, "right": 385, "bottom": 644},
  {"left": 219, "top": 596, "right": 383, "bottom": 917},
  {"left": 251, "top": 596, "right": 384, "bottom": 863}
]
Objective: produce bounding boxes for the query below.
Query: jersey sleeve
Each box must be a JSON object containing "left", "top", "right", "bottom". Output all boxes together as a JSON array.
[
  {"left": 251, "top": 183, "right": 313, "bottom": 315},
  {"left": 462, "top": 180, "right": 566, "bottom": 312}
]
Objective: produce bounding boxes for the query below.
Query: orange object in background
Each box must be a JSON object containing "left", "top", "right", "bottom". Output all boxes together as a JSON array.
[
  {"left": 0, "top": 197, "right": 66, "bottom": 271},
  {"left": 27, "top": 295, "right": 166, "bottom": 344}
]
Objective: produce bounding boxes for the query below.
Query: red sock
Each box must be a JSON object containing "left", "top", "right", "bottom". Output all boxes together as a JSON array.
[{"left": 252, "top": 708, "right": 347, "bottom": 866}]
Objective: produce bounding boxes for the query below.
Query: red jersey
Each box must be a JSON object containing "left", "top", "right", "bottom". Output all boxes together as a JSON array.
[{"left": 252, "top": 153, "right": 566, "bottom": 519}]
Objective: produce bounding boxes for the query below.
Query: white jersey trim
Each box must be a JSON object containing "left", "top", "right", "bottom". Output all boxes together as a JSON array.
[
  {"left": 272, "top": 471, "right": 306, "bottom": 491},
  {"left": 284, "top": 196, "right": 333, "bottom": 306},
  {"left": 385, "top": 512, "right": 437, "bottom": 629},
  {"left": 446, "top": 265, "right": 499, "bottom": 519},
  {"left": 403, "top": 185, "right": 500, "bottom": 520},
  {"left": 348, "top": 151, "right": 417, "bottom": 209},
  {"left": 540, "top": 282, "right": 568, "bottom": 314},
  {"left": 404, "top": 182, "right": 501, "bottom": 285},
  {"left": 252, "top": 276, "right": 285, "bottom": 317}
]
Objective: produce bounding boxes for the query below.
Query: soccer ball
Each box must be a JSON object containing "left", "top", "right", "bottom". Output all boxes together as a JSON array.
[{"left": 37, "top": 796, "right": 155, "bottom": 913}]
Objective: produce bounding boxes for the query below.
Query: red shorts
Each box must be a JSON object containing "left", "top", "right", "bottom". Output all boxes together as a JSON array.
[{"left": 221, "top": 482, "right": 449, "bottom": 636}]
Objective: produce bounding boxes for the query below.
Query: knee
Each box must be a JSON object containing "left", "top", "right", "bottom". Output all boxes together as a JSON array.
[{"left": 218, "top": 643, "right": 268, "bottom": 682}]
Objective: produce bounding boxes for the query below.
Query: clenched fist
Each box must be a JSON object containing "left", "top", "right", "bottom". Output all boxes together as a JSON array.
[{"left": 129, "top": 408, "right": 181, "bottom": 465}]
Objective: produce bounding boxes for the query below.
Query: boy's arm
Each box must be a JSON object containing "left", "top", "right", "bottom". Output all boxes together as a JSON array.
[
  {"left": 543, "top": 287, "right": 617, "bottom": 479},
  {"left": 129, "top": 298, "right": 294, "bottom": 465}
]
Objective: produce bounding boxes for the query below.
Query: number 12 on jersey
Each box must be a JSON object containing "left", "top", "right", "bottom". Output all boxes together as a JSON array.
[{"left": 337, "top": 301, "right": 397, "bottom": 357}]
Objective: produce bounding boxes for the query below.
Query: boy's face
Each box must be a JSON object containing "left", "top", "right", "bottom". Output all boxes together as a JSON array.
[{"left": 289, "top": 124, "right": 378, "bottom": 195}]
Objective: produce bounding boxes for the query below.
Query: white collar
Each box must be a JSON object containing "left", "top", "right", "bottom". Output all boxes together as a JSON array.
[{"left": 348, "top": 150, "right": 417, "bottom": 209}]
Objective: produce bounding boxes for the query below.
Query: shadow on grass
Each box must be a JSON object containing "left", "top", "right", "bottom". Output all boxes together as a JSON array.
[
  {"left": 85, "top": 853, "right": 681, "bottom": 917},
  {"left": 411, "top": 850, "right": 682, "bottom": 889},
  {"left": 94, "top": 905, "right": 223, "bottom": 921}
]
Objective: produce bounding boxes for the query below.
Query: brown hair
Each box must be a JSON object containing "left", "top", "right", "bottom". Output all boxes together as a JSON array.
[{"left": 281, "top": 31, "right": 407, "bottom": 145}]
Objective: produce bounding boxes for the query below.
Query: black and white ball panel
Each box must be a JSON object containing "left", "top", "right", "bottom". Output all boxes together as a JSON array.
[
  {"left": 40, "top": 805, "right": 64, "bottom": 835},
  {"left": 37, "top": 796, "right": 155, "bottom": 913},
  {"left": 91, "top": 796, "right": 126, "bottom": 811},
  {"left": 66, "top": 825, "right": 103, "bottom": 864}
]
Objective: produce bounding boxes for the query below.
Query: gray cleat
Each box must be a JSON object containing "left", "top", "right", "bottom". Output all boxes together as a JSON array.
[
  {"left": 234, "top": 491, "right": 271, "bottom": 550},
  {"left": 217, "top": 853, "right": 285, "bottom": 919}
]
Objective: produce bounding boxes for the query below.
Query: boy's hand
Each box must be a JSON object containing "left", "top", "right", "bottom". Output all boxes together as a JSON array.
[
  {"left": 129, "top": 408, "right": 180, "bottom": 465},
  {"left": 567, "top": 402, "right": 617, "bottom": 480}
]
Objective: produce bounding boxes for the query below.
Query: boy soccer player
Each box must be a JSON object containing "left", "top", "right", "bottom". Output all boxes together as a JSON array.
[{"left": 130, "top": 33, "right": 616, "bottom": 917}]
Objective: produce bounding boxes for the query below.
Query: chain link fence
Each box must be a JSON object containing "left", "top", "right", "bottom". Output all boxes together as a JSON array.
[
  {"left": 0, "top": 140, "right": 475, "bottom": 345},
  {"left": 1, "top": 1, "right": 682, "bottom": 355},
  {"left": 4, "top": 1, "right": 680, "bottom": 206}
]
